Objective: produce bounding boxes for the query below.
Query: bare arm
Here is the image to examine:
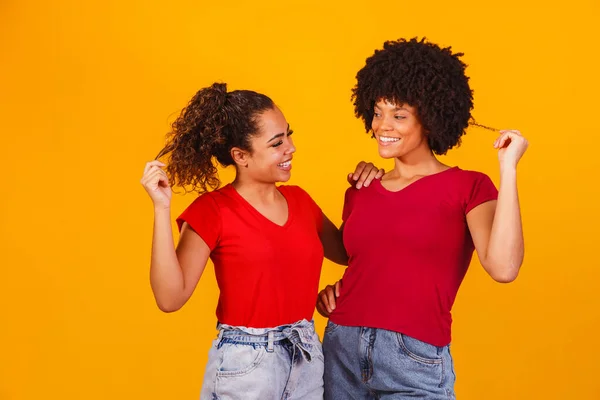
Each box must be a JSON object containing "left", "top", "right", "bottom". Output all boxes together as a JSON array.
[
  {"left": 141, "top": 160, "right": 211, "bottom": 312},
  {"left": 150, "top": 208, "right": 211, "bottom": 312},
  {"left": 468, "top": 173, "right": 523, "bottom": 283},
  {"left": 319, "top": 215, "right": 348, "bottom": 266},
  {"left": 317, "top": 160, "right": 385, "bottom": 264},
  {"left": 468, "top": 130, "right": 528, "bottom": 283}
]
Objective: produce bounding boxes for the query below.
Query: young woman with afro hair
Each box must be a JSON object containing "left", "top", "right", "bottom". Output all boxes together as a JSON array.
[{"left": 317, "top": 38, "right": 528, "bottom": 399}]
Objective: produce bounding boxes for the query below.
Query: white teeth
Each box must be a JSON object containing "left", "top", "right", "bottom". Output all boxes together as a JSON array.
[
  {"left": 278, "top": 161, "right": 291, "bottom": 167},
  {"left": 380, "top": 136, "right": 400, "bottom": 142}
]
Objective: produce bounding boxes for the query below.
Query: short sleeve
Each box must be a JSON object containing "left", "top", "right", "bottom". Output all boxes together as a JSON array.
[
  {"left": 465, "top": 172, "right": 498, "bottom": 214},
  {"left": 342, "top": 187, "right": 358, "bottom": 223},
  {"left": 176, "top": 193, "right": 222, "bottom": 250},
  {"left": 286, "top": 186, "right": 323, "bottom": 233}
]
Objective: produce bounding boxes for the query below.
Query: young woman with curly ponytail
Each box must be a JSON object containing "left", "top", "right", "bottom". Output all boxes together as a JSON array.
[
  {"left": 140, "top": 82, "right": 382, "bottom": 399},
  {"left": 316, "top": 38, "right": 529, "bottom": 399}
]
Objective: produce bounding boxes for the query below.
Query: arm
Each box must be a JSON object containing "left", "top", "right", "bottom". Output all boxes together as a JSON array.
[
  {"left": 150, "top": 210, "right": 211, "bottom": 312},
  {"left": 468, "top": 130, "right": 528, "bottom": 283},
  {"left": 314, "top": 162, "right": 383, "bottom": 312},
  {"left": 319, "top": 216, "right": 348, "bottom": 265},
  {"left": 318, "top": 160, "right": 383, "bottom": 264},
  {"left": 141, "top": 160, "right": 212, "bottom": 312}
]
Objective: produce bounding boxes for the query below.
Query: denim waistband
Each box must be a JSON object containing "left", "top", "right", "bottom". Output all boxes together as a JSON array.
[{"left": 216, "top": 319, "right": 318, "bottom": 361}]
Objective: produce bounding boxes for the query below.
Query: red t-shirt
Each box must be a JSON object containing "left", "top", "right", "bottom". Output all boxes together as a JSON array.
[
  {"left": 176, "top": 184, "right": 324, "bottom": 328},
  {"left": 330, "top": 167, "right": 498, "bottom": 346}
]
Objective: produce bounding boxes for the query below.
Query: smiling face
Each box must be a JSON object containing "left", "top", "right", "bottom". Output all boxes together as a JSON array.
[
  {"left": 242, "top": 106, "right": 296, "bottom": 183},
  {"left": 371, "top": 99, "right": 430, "bottom": 159}
]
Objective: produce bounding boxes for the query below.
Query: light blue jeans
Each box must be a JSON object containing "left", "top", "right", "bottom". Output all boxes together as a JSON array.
[
  {"left": 323, "top": 321, "right": 456, "bottom": 399},
  {"left": 200, "top": 319, "right": 324, "bottom": 400}
]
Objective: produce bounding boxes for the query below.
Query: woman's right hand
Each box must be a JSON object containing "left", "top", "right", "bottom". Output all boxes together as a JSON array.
[
  {"left": 316, "top": 280, "right": 341, "bottom": 318},
  {"left": 140, "top": 161, "right": 172, "bottom": 209}
]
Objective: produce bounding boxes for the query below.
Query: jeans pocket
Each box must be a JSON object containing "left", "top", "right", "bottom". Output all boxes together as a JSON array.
[
  {"left": 396, "top": 333, "right": 443, "bottom": 365},
  {"left": 216, "top": 343, "right": 266, "bottom": 377},
  {"left": 324, "top": 320, "right": 340, "bottom": 335}
]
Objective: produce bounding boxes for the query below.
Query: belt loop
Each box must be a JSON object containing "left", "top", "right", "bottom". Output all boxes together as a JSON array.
[
  {"left": 267, "top": 331, "right": 274, "bottom": 353},
  {"left": 216, "top": 329, "right": 224, "bottom": 349}
]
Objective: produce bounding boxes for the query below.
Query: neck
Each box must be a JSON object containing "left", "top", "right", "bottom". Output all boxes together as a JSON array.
[
  {"left": 232, "top": 174, "right": 280, "bottom": 202},
  {"left": 391, "top": 143, "right": 446, "bottom": 177}
]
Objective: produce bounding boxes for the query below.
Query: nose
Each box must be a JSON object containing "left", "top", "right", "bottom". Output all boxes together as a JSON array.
[
  {"left": 380, "top": 114, "right": 395, "bottom": 131},
  {"left": 284, "top": 136, "right": 296, "bottom": 155},
  {"left": 372, "top": 114, "right": 394, "bottom": 133}
]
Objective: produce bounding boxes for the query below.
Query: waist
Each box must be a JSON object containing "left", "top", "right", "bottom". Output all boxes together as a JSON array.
[{"left": 217, "top": 319, "right": 317, "bottom": 345}]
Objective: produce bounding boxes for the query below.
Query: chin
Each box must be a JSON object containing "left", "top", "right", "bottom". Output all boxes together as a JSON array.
[
  {"left": 378, "top": 147, "right": 403, "bottom": 159},
  {"left": 277, "top": 172, "right": 292, "bottom": 182}
]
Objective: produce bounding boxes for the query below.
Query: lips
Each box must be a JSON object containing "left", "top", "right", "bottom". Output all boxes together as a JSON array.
[
  {"left": 277, "top": 159, "right": 292, "bottom": 171},
  {"left": 378, "top": 136, "right": 401, "bottom": 146}
]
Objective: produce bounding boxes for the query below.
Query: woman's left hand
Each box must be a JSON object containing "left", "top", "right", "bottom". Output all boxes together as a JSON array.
[
  {"left": 494, "top": 129, "right": 529, "bottom": 169},
  {"left": 348, "top": 161, "right": 385, "bottom": 189}
]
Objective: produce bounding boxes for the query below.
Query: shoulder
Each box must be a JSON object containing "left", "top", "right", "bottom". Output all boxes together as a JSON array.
[
  {"left": 344, "top": 185, "right": 360, "bottom": 200},
  {"left": 448, "top": 167, "right": 495, "bottom": 187},
  {"left": 186, "top": 185, "right": 231, "bottom": 211},
  {"left": 451, "top": 168, "right": 498, "bottom": 212},
  {"left": 279, "top": 185, "right": 322, "bottom": 219},
  {"left": 279, "top": 184, "right": 313, "bottom": 200}
]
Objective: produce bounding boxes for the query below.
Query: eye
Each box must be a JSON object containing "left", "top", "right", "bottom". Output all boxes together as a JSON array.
[
  {"left": 395, "top": 115, "right": 406, "bottom": 120},
  {"left": 374, "top": 112, "right": 381, "bottom": 118},
  {"left": 273, "top": 130, "right": 294, "bottom": 147}
]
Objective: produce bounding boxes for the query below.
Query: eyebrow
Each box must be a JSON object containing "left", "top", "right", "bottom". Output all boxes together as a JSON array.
[
  {"left": 266, "top": 124, "right": 290, "bottom": 143},
  {"left": 375, "top": 105, "right": 409, "bottom": 111}
]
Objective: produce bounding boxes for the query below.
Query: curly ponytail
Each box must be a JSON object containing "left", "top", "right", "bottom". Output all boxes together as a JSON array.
[{"left": 156, "top": 82, "right": 274, "bottom": 194}]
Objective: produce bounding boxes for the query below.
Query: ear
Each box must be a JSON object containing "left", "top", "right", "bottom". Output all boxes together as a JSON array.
[{"left": 230, "top": 147, "right": 250, "bottom": 168}]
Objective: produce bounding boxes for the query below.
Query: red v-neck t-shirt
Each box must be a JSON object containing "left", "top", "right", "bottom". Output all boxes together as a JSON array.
[
  {"left": 330, "top": 167, "right": 498, "bottom": 346},
  {"left": 176, "top": 184, "right": 324, "bottom": 328}
]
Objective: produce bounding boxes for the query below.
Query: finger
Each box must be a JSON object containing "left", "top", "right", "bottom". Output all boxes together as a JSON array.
[
  {"left": 141, "top": 171, "right": 159, "bottom": 186},
  {"left": 145, "top": 168, "right": 167, "bottom": 182},
  {"left": 352, "top": 162, "right": 366, "bottom": 181},
  {"left": 498, "top": 132, "right": 519, "bottom": 149},
  {"left": 144, "top": 160, "right": 165, "bottom": 175},
  {"left": 318, "top": 291, "right": 332, "bottom": 314},
  {"left": 144, "top": 170, "right": 169, "bottom": 189},
  {"left": 347, "top": 173, "right": 354, "bottom": 185},
  {"left": 361, "top": 167, "right": 379, "bottom": 188},
  {"left": 316, "top": 302, "right": 330, "bottom": 318},
  {"left": 327, "top": 287, "right": 337, "bottom": 311},
  {"left": 494, "top": 132, "right": 512, "bottom": 148},
  {"left": 156, "top": 173, "right": 170, "bottom": 188},
  {"left": 499, "top": 129, "right": 522, "bottom": 136},
  {"left": 356, "top": 163, "right": 375, "bottom": 189},
  {"left": 334, "top": 281, "right": 341, "bottom": 297},
  {"left": 142, "top": 175, "right": 161, "bottom": 191},
  {"left": 316, "top": 297, "right": 323, "bottom": 312},
  {"left": 375, "top": 168, "right": 385, "bottom": 179},
  {"left": 493, "top": 134, "right": 504, "bottom": 148},
  {"left": 144, "top": 165, "right": 166, "bottom": 180}
]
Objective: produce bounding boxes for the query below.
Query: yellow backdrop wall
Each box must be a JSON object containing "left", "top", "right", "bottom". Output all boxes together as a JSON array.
[{"left": 2, "top": 1, "right": 599, "bottom": 399}]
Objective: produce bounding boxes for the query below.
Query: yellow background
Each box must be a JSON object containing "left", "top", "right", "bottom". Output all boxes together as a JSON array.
[{"left": 2, "top": 0, "right": 599, "bottom": 399}]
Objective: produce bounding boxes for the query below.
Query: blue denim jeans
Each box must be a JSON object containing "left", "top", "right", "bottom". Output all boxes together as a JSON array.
[
  {"left": 323, "top": 321, "right": 456, "bottom": 399},
  {"left": 200, "top": 319, "right": 324, "bottom": 400}
]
